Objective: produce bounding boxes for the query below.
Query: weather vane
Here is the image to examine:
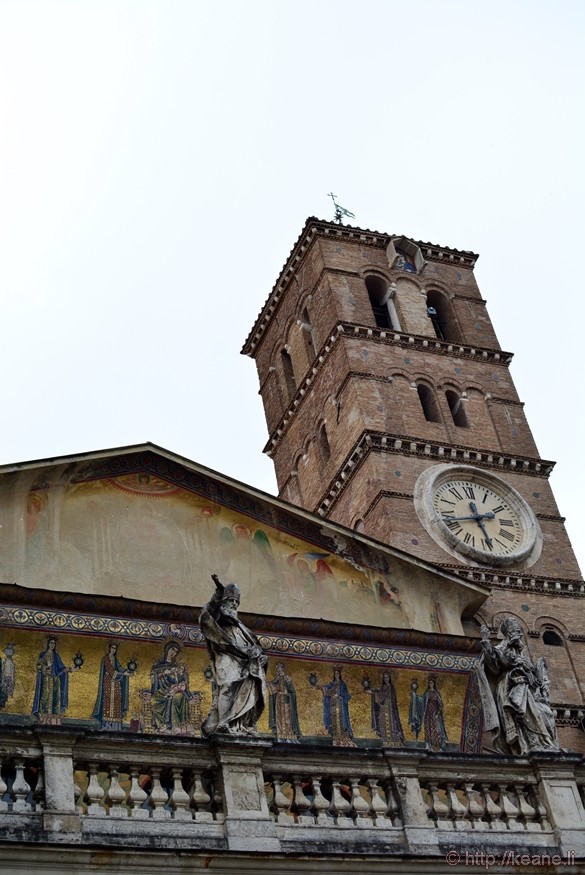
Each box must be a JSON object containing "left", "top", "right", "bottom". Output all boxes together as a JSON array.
[{"left": 328, "top": 192, "right": 355, "bottom": 225}]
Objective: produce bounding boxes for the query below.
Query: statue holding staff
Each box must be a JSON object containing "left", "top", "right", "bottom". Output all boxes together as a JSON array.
[{"left": 200, "top": 574, "right": 267, "bottom": 736}]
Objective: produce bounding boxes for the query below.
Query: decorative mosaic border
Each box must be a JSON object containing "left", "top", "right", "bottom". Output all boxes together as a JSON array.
[{"left": 0, "top": 604, "right": 478, "bottom": 672}]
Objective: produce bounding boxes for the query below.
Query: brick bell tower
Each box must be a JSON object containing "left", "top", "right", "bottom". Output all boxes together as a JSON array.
[{"left": 242, "top": 216, "right": 585, "bottom": 750}]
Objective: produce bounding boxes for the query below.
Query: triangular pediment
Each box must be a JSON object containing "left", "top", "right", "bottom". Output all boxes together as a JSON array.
[{"left": 0, "top": 443, "right": 487, "bottom": 635}]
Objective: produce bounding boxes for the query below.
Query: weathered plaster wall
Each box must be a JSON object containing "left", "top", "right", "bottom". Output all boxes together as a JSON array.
[{"left": 0, "top": 469, "right": 479, "bottom": 635}]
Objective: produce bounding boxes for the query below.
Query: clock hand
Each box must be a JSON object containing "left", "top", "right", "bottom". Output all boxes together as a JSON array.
[
  {"left": 442, "top": 513, "right": 495, "bottom": 522},
  {"left": 467, "top": 501, "right": 494, "bottom": 547}
]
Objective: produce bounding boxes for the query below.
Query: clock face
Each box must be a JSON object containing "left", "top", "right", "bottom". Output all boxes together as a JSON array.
[
  {"left": 414, "top": 465, "right": 541, "bottom": 567},
  {"left": 433, "top": 479, "right": 523, "bottom": 559}
]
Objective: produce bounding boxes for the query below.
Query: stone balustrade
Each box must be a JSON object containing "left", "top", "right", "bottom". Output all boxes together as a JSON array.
[{"left": 1, "top": 728, "right": 585, "bottom": 863}]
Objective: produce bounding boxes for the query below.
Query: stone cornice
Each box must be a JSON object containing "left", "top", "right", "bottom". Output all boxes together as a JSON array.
[
  {"left": 264, "top": 322, "right": 514, "bottom": 455},
  {"left": 313, "top": 430, "right": 555, "bottom": 519},
  {"left": 550, "top": 704, "right": 585, "bottom": 726},
  {"left": 242, "top": 217, "right": 479, "bottom": 356},
  {"left": 447, "top": 567, "right": 585, "bottom": 598}
]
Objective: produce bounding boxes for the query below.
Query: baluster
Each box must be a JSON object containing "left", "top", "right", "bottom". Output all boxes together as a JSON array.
[
  {"left": 149, "top": 768, "right": 170, "bottom": 819},
  {"left": 367, "top": 778, "right": 390, "bottom": 827},
  {"left": 169, "top": 768, "right": 191, "bottom": 821},
  {"left": 189, "top": 770, "right": 213, "bottom": 822},
  {"left": 270, "top": 775, "right": 294, "bottom": 825},
  {"left": 292, "top": 776, "right": 313, "bottom": 825},
  {"left": 384, "top": 779, "right": 403, "bottom": 827},
  {"left": 515, "top": 784, "right": 537, "bottom": 832},
  {"left": 12, "top": 759, "right": 32, "bottom": 813},
  {"left": 310, "top": 776, "right": 331, "bottom": 826},
  {"left": 427, "top": 782, "right": 449, "bottom": 827},
  {"left": 104, "top": 766, "right": 127, "bottom": 817},
  {"left": 32, "top": 767, "right": 45, "bottom": 812},
  {"left": 481, "top": 783, "right": 504, "bottom": 829},
  {"left": 0, "top": 758, "right": 8, "bottom": 813},
  {"left": 74, "top": 774, "right": 84, "bottom": 814},
  {"left": 530, "top": 786, "right": 551, "bottom": 831},
  {"left": 463, "top": 782, "right": 486, "bottom": 830},
  {"left": 349, "top": 778, "right": 370, "bottom": 827},
  {"left": 446, "top": 782, "right": 469, "bottom": 830},
  {"left": 128, "top": 766, "right": 149, "bottom": 819},
  {"left": 85, "top": 763, "right": 106, "bottom": 816},
  {"left": 330, "top": 779, "right": 353, "bottom": 828},
  {"left": 500, "top": 784, "right": 519, "bottom": 829},
  {"left": 212, "top": 783, "right": 225, "bottom": 824}
]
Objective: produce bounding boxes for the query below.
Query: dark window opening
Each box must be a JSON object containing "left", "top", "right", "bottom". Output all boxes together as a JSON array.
[
  {"left": 318, "top": 423, "right": 331, "bottom": 462},
  {"left": 281, "top": 349, "right": 296, "bottom": 401},
  {"left": 365, "top": 276, "right": 392, "bottom": 329},
  {"left": 446, "top": 390, "right": 468, "bottom": 428},
  {"left": 300, "top": 308, "right": 315, "bottom": 362},
  {"left": 543, "top": 629, "right": 563, "bottom": 646},
  {"left": 426, "top": 291, "right": 458, "bottom": 342},
  {"left": 417, "top": 384, "right": 441, "bottom": 423}
]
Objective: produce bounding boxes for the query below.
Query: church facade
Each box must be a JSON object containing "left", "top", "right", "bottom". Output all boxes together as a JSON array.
[{"left": 0, "top": 218, "right": 584, "bottom": 873}]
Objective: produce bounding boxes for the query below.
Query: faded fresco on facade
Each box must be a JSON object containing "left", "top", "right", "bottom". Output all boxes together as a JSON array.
[
  {"left": 0, "top": 623, "right": 478, "bottom": 752},
  {"left": 0, "top": 471, "right": 472, "bottom": 633}
]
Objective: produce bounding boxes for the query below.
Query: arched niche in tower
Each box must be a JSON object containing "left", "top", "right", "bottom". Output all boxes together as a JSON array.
[
  {"left": 280, "top": 346, "right": 297, "bottom": 403},
  {"left": 426, "top": 288, "right": 461, "bottom": 343},
  {"left": 386, "top": 236, "right": 425, "bottom": 274},
  {"left": 317, "top": 420, "right": 331, "bottom": 463},
  {"left": 445, "top": 388, "right": 469, "bottom": 428},
  {"left": 416, "top": 382, "right": 442, "bottom": 423},
  {"left": 296, "top": 297, "right": 317, "bottom": 370},
  {"left": 364, "top": 274, "right": 401, "bottom": 330},
  {"left": 533, "top": 617, "right": 580, "bottom": 703}
]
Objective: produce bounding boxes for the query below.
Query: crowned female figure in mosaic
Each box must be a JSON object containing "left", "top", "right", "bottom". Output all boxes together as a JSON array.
[
  {"left": 367, "top": 671, "right": 404, "bottom": 746},
  {"left": 199, "top": 574, "right": 267, "bottom": 736},
  {"left": 268, "top": 662, "right": 301, "bottom": 742},
  {"left": 422, "top": 675, "right": 448, "bottom": 752},
  {"left": 149, "top": 640, "right": 195, "bottom": 735},
  {"left": 92, "top": 642, "right": 131, "bottom": 730},
  {"left": 479, "top": 619, "right": 558, "bottom": 755},
  {"left": 317, "top": 665, "right": 356, "bottom": 748},
  {"left": 32, "top": 635, "right": 77, "bottom": 725}
]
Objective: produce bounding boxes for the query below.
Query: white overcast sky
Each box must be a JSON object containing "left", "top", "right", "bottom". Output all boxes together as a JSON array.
[{"left": 0, "top": 1, "right": 583, "bottom": 574}]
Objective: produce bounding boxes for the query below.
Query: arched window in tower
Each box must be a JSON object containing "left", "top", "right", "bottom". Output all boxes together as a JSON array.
[
  {"left": 417, "top": 384, "right": 441, "bottom": 423},
  {"left": 426, "top": 291, "right": 458, "bottom": 342},
  {"left": 446, "top": 390, "right": 468, "bottom": 428},
  {"left": 318, "top": 422, "right": 331, "bottom": 462},
  {"left": 365, "top": 276, "right": 400, "bottom": 330},
  {"left": 299, "top": 308, "right": 315, "bottom": 364},
  {"left": 281, "top": 348, "right": 296, "bottom": 402},
  {"left": 542, "top": 628, "right": 564, "bottom": 646}
]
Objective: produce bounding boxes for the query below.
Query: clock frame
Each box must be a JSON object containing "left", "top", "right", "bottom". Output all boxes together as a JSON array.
[{"left": 414, "top": 464, "right": 542, "bottom": 567}]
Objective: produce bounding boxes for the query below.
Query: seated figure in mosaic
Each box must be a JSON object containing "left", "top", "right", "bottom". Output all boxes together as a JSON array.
[
  {"left": 479, "top": 619, "right": 558, "bottom": 755},
  {"left": 199, "top": 574, "right": 267, "bottom": 736},
  {"left": 148, "top": 640, "right": 200, "bottom": 735}
]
